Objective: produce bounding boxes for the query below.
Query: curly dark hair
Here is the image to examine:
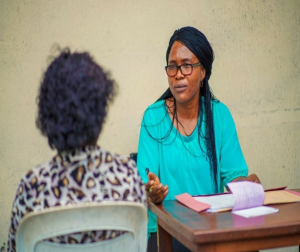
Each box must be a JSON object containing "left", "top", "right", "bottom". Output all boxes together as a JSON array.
[{"left": 36, "top": 48, "right": 117, "bottom": 152}]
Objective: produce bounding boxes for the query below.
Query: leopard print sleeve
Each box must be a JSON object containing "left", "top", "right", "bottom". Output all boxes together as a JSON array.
[
  {"left": 7, "top": 177, "right": 31, "bottom": 252},
  {"left": 7, "top": 146, "right": 147, "bottom": 249},
  {"left": 123, "top": 156, "right": 147, "bottom": 207}
]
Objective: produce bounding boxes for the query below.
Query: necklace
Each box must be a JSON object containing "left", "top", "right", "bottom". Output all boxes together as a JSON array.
[{"left": 176, "top": 111, "right": 197, "bottom": 137}]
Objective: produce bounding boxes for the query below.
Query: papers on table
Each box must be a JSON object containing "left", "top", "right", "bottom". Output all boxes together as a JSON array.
[
  {"left": 175, "top": 193, "right": 210, "bottom": 212},
  {"left": 193, "top": 193, "right": 234, "bottom": 213},
  {"left": 264, "top": 190, "right": 300, "bottom": 204},
  {"left": 228, "top": 181, "right": 264, "bottom": 211},
  {"left": 232, "top": 206, "right": 279, "bottom": 218},
  {"left": 176, "top": 183, "right": 300, "bottom": 218},
  {"left": 194, "top": 181, "right": 267, "bottom": 213}
]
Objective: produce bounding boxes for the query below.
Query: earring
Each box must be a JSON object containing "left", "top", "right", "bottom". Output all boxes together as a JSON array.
[{"left": 201, "top": 81, "right": 203, "bottom": 87}]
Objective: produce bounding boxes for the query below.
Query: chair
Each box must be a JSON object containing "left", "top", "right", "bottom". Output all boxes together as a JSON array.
[
  {"left": 16, "top": 201, "right": 147, "bottom": 252},
  {"left": 130, "top": 152, "right": 138, "bottom": 163}
]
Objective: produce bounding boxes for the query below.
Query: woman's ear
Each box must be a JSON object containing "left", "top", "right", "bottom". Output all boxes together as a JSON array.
[{"left": 200, "top": 67, "right": 206, "bottom": 81}]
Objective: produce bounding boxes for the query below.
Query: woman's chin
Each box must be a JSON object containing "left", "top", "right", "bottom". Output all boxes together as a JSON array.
[{"left": 174, "top": 96, "right": 190, "bottom": 104}]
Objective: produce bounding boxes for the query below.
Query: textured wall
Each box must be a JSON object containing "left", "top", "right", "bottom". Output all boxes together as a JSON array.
[{"left": 0, "top": 0, "right": 299, "bottom": 251}]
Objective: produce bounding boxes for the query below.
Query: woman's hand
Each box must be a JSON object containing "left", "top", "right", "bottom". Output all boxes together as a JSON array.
[
  {"left": 146, "top": 172, "right": 168, "bottom": 204},
  {"left": 231, "top": 174, "right": 261, "bottom": 183},
  {"left": 245, "top": 174, "right": 261, "bottom": 183}
]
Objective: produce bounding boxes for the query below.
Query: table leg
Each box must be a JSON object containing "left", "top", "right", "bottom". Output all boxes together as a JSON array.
[{"left": 157, "top": 221, "right": 172, "bottom": 252}]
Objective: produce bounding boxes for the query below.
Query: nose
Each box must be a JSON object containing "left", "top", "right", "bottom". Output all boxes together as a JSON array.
[{"left": 175, "top": 66, "right": 184, "bottom": 79}]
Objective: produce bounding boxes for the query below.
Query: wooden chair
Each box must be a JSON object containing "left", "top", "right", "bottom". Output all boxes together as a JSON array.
[{"left": 16, "top": 201, "right": 147, "bottom": 252}]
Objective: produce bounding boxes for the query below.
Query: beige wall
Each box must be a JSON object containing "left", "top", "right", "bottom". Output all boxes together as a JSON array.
[{"left": 0, "top": 0, "right": 299, "bottom": 251}]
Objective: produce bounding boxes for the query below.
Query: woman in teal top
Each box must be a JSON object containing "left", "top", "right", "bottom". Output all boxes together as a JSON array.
[{"left": 137, "top": 26, "right": 260, "bottom": 252}]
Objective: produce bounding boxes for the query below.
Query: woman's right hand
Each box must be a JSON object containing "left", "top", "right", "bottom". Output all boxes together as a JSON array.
[{"left": 146, "top": 172, "right": 168, "bottom": 204}]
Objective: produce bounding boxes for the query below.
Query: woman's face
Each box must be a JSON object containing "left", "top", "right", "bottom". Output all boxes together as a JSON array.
[{"left": 167, "top": 41, "right": 206, "bottom": 105}]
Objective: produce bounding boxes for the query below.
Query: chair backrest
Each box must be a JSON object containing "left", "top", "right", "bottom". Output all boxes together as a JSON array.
[
  {"left": 16, "top": 201, "right": 147, "bottom": 252},
  {"left": 130, "top": 152, "right": 138, "bottom": 163}
]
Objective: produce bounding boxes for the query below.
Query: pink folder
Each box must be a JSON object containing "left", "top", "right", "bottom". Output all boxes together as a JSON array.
[{"left": 175, "top": 193, "right": 210, "bottom": 212}]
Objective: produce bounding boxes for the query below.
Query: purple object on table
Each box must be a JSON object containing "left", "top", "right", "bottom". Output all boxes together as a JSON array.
[{"left": 228, "top": 181, "right": 265, "bottom": 211}]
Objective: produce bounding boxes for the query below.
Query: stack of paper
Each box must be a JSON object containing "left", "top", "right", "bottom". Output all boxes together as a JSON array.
[
  {"left": 193, "top": 193, "right": 234, "bottom": 212},
  {"left": 175, "top": 182, "right": 300, "bottom": 218}
]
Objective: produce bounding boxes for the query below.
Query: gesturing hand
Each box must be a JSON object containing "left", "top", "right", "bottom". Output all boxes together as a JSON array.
[{"left": 146, "top": 172, "right": 168, "bottom": 204}]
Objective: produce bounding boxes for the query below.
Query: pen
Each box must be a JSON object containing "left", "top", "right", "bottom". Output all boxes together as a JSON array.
[{"left": 145, "top": 168, "right": 153, "bottom": 193}]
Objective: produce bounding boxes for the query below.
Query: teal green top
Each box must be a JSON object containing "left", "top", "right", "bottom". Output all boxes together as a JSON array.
[{"left": 137, "top": 99, "right": 248, "bottom": 234}]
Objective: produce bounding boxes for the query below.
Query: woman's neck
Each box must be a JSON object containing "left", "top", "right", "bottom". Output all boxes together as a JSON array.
[
  {"left": 176, "top": 98, "right": 199, "bottom": 120},
  {"left": 165, "top": 97, "right": 199, "bottom": 118},
  {"left": 165, "top": 97, "right": 199, "bottom": 137}
]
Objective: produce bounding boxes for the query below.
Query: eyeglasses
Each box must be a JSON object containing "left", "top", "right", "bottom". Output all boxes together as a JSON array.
[{"left": 165, "top": 62, "right": 201, "bottom": 77}]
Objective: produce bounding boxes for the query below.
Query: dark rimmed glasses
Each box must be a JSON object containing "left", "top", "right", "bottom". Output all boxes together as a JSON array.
[{"left": 165, "top": 62, "right": 201, "bottom": 77}]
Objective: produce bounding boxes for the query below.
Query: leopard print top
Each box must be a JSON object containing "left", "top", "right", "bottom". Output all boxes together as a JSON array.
[{"left": 7, "top": 145, "right": 147, "bottom": 252}]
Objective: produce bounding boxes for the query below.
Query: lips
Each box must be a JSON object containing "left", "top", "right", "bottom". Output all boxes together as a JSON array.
[{"left": 174, "top": 84, "right": 187, "bottom": 93}]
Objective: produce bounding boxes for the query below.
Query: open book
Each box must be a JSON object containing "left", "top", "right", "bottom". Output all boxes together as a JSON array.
[{"left": 175, "top": 182, "right": 300, "bottom": 217}]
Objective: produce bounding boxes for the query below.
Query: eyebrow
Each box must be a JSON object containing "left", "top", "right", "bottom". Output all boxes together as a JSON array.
[{"left": 168, "top": 58, "right": 193, "bottom": 64}]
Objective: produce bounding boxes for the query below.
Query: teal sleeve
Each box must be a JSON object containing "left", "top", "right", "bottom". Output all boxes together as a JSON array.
[
  {"left": 137, "top": 111, "right": 160, "bottom": 183},
  {"left": 217, "top": 104, "right": 248, "bottom": 186},
  {"left": 137, "top": 109, "right": 160, "bottom": 234}
]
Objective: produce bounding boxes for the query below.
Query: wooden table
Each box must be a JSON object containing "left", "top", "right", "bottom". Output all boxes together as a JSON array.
[{"left": 149, "top": 189, "right": 300, "bottom": 252}]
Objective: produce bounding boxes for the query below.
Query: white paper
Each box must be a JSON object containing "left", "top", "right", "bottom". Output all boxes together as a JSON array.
[
  {"left": 194, "top": 194, "right": 234, "bottom": 212},
  {"left": 227, "top": 181, "right": 265, "bottom": 211},
  {"left": 232, "top": 206, "right": 279, "bottom": 218}
]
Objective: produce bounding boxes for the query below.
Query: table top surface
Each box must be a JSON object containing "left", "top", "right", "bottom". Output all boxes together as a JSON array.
[{"left": 149, "top": 189, "right": 300, "bottom": 244}]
